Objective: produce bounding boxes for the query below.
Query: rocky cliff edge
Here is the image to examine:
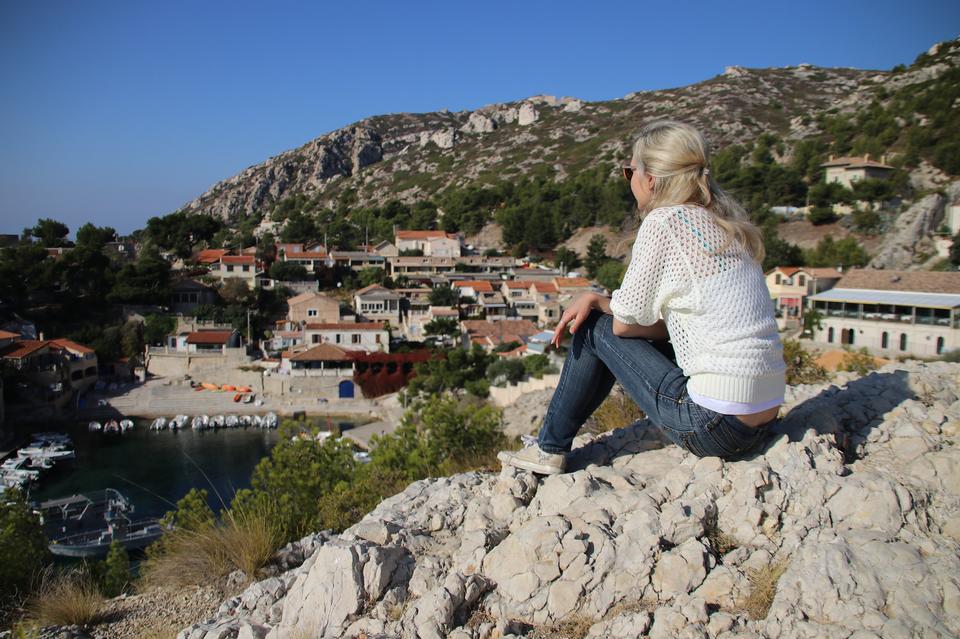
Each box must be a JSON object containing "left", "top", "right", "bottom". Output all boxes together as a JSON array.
[{"left": 179, "top": 360, "right": 960, "bottom": 639}]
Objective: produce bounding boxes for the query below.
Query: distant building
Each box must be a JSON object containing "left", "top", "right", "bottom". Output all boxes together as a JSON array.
[
  {"left": 213, "top": 255, "right": 264, "bottom": 288},
  {"left": 354, "top": 285, "right": 401, "bottom": 325},
  {"left": 170, "top": 279, "right": 219, "bottom": 314},
  {"left": 821, "top": 154, "right": 894, "bottom": 189},
  {"left": 395, "top": 230, "right": 462, "bottom": 257},
  {"left": 765, "top": 266, "right": 843, "bottom": 327},
  {"left": 461, "top": 319, "right": 541, "bottom": 352},
  {"left": 169, "top": 329, "right": 242, "bottom": 353},
  {"left": 808, "top": 269, "right": 960, "bottom": 358},
  {"left": 304, "top": 322, "right": 389, "bottom": 353},
  {"left": 286, "top": 291, "right": 340, "bottom": 326}
]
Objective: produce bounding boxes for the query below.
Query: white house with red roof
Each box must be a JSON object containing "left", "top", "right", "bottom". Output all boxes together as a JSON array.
[
  {"left": 821, "top": 154, "right": 895, "bottom": 190},
  {"left": 169, "top": 329, "right": 242, "bottom": 353},
  {"left": 354, "top": 285, "right": 402, "bottom": 325},
  {"left": 765, "top": 266, "right": 843, "bottom": 326}
]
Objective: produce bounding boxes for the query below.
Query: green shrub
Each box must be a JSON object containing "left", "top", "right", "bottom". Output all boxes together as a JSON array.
[
  {"left": 0, "top": 489, "right": 50, "bottom": 603},
  {"left": 782, "top": 338, "right": 829, "bottom": 385},
  {"left": 807, "top": 206, "right": 838, "bottom": 226}
]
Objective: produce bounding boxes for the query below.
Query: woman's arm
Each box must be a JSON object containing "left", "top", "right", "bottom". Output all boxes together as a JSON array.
[
  {"left": 552, "top": 292, "right": 669, "bottom": 348},
  {"left": 593, "top": 294, "right": 669, "bottom": 339}
]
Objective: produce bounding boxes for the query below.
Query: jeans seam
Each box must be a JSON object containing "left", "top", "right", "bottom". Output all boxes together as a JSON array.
[{"left": 597, "top": 329, "right": 669, "bottom": 404}]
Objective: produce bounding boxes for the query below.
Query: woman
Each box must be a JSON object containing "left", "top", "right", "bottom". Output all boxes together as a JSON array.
[{"left": 499, "top": 120, "right": 786, "bottom": 475}]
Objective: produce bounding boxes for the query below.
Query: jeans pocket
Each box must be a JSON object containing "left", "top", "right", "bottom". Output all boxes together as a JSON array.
[{"left": 704, "top": 415, "right": 764, "bottom": 458}]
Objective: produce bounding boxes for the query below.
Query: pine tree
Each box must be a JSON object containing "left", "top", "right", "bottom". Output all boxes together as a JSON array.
[{"left": 102, "top": 540, "right": 131, "bottom": 597}]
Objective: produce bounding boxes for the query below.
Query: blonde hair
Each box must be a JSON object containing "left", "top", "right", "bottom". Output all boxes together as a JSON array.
[{"left": 631, "top": 120, "right": 765, "bottom": 263}]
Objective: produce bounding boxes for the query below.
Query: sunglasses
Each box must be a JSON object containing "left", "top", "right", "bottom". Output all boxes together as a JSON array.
[{"left": 622, "top": 166, "right": 638, "bottom": 181}]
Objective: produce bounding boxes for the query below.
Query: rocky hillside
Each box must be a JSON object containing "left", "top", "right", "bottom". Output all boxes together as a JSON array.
[
  {"left": 154, "top": 359, "right": 960, "bottom": 639},
  {"left": 175, "top": 40, "right": 960, "bottom": 224}
]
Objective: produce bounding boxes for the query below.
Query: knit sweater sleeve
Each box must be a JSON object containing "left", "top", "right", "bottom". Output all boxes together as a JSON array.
[{"left": 608, "top": 215, "right": 676, "bottom": 326}]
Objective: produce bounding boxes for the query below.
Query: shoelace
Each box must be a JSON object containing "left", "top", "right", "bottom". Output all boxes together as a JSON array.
[{"left": 520, "top": 434, "right": 539, "bottom": 448}]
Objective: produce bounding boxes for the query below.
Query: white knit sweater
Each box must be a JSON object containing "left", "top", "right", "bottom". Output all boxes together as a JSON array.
[{"left": 608, "top": 204, "right": 786, "bottom": 409}]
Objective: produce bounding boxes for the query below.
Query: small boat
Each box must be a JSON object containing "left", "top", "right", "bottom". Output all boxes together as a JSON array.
[
  {"left": 251, "top": 415, "right": 263, "bottom": 428},
  {"left": 239, "top": 415, "right": 252, "bottom": 427},
  {"left": 263, "top": 412, "right": 278, "bottom": 429},
  {"left": 225, "top": 415, "right": 239, "bottom": 428},
  {"left": 201, "top": 382, "right": 218, "bottom": 391},
  {"left": 119, "top": 419, "right": 134, "bottom": 432},
  {"left": 104, "top": 420, "right": 120, "bottom": 434},
  {"left": 49, "top": 519, "right": 164, "bottom": 558},
  {"left": 171, "top": 415, "right": 188, "bottom": 430},
  {"left": 88, "top": 421, "right": 102, "bottom": 432},
  {"left": 18, "top": 442, "right": 75, "bottom": 461},
  {"left": 210, "top": 415, "right": 225, "bottom": 429},
  {"left": 150, "top": 417, "right": 167, "bottom": 431},
  {"left": 221, "top": 384, "right": 236, "bottom": 392},
  {"left": 233, "top": 393, "right": 242, "bottom": 403},
  {"left": 237, "top": 386, "right": 252, "bottom": 393},
  {"left": 242, "top": 394, "right": 254, "bottom": 404},
  {"left": 194, "top": 386, "right": 205, "bottom": 392},
  {"left": 191, "top": 415, "right": 209, "bottom": 430}
]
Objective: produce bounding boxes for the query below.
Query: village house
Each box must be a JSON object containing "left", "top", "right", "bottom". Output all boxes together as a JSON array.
[
  {"left": 354, "top": 285, "right": 402, "bottom": 325},
  {"left": 168, "top": 329, "right": 243, "bottom": 353},
  {"left": 329, "top": 250, "right": 386, "bottom": 272},
  {"left": 287, "top": 291, "right": 340, "bottom": 326},
  {"left": 195, "top": 248, "right": 230, "bottom": 266},
  {"left": 386, "top": 255, "right": 458, "bottom": 279},
  {"left": 279, "top": 343, "right": 355, "bottom": 378},
  {"left": 807, "top": 269, "right": 960, "bottom": 358},
  {"left": 765, "top": 267, "right": 843, "bottom": 327},
  {"left": 394, "top": 230, "right": 462, "bottom": 257},
  {"left": 277, "top": 243, "right": 329, "bottom": 273},
  {"left": 303, "top": 322, "right": 389, "bottom": 353},
  {"left": 461, "top": 319, "right": 541, "bottom": 352},
  {"left": 373, "top": 240, "right": 399, "bottom": 257},
  {"left": 407, "top": 306, "right": 459, "bottom": 343},
  {"left": 213, "top": 255, "right": 264, "bottom": 289},
  {"left": 0, "top": 333, "right": 98, "bottom": 408},
  {"left": 455, "top": 255, "right": 518, "bottom": 274},
  {"left": 821, "top": 154, "right": 895, "bottom": 190},
  {"left": 169, "top": 279, "right": 219, "bottom": 314},
  {"left": 529, "top": 281, "right": 561, "bottom": 326}
]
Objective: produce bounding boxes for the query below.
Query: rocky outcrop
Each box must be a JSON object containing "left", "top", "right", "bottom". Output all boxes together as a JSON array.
[
  {"left": 869, "top": 180, "right": 960, "bottom": 270},
  {"left": 175, "top": 360, "right": 960, "bottom": 638}
]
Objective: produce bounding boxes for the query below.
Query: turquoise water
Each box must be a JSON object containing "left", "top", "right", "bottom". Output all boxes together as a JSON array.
[{"left": 24, "top": 419, "right": 353, "bottom": 520}]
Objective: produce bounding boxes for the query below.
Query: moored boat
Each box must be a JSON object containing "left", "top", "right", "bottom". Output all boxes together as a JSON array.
[{"left": 150, "top": 417, "right": 167, "bottom": 431}]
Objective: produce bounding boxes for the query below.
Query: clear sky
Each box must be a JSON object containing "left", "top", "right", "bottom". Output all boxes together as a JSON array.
[{"left": 1, "top": 0, "right": 957, "bottom": 236}]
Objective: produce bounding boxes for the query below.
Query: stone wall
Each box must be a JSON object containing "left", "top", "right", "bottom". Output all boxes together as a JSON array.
[{"left": 488, "top": 374, "right": 561, "bottom": 407}]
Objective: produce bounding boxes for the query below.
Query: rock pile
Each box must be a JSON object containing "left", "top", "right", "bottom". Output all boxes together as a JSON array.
[{"left": 166, "top": 360, "right": 960, "bottom": 638}]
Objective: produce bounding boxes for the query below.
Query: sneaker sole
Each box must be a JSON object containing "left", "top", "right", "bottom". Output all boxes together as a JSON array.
[{"left": 497, "top": 451, "right": 565, "bottom": 475}]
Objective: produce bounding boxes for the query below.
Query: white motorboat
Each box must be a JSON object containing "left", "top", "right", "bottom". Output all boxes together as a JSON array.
[
  {"left": 18, "top": 442, "right": 75, "bottom": 461},
  {"left": 251, "top": 415, "right": 263, "bottom": 428},
  {"left": 225, "top": 415, "right": 239, "bottom": 428},
  {"left": 150, "top": 417, "right": 167, "bottom": 431},
  {"left": 239, "top": 415, "right": 252, "bottom": 427},
  {"left": 191, "top": 415, "right": 209, "bottom": 430},
  {"left": 263, "top": 412, "right": 278, "bottom": 429},
  {"left": 88, "top": 421, "right": 103, "bottom": 432},
  {"left": 119, "top": 419, "right": 134, "bottom": 432},
  {"left": 171, "top": 415, "right": 188, "bottom": 430},
  {"left": 210, "top": 415, "right": 225, "bottom": 429}
]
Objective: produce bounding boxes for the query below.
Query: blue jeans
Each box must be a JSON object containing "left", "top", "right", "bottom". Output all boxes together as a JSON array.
[{"left": 538, "top": 309, "right": 773, "bottom": 459}]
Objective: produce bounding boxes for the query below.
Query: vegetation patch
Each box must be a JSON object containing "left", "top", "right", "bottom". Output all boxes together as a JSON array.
[{"left": 739, "top": 560, "right": 789, "bottom": 620}]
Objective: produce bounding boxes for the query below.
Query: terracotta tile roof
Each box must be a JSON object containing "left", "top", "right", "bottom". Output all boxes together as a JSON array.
[
  {"left": 504, "top": 280, "right": 535, "bottom": 288},
  {"left": 768, "top": 266, "right": 803, "bottom": 277},
  {"left": 453, "top": 281, "right": 494, "bottom": 292},
  {"left": 835, "top": 269, "right": 960, "bottom": 294},
  {"left": 286, "top": 291, "right": 333, "bottom": 305},
  {"left": 356, "top": 284, "right": 390, "bottom": 296},
  {"left": 48, "top": 338, "right": 95, "bottom": 355},
  {"left": 0, "top": 330, "right": 20, "bottom": 339},
  {"left": 461, "top": 319, "right": 540, "bottom": 338},
  {"left": 0, "top": 340, "right": 47, "bottom": 359},
  {"left": 220, "top": 255, "right": 256, "bottom": 265},
  {"left": 284, "top": 250, "right": 328, "bottom": 260},
  {"left": 555, "top": 277, "right": 591, "bottom": 287},
  {"left": 820, "top": 155, "right": 894, "bottom": 170},
  {"left": 305, "top": 322, "right": 386, "bottom": 331},
  {"left": 196, "top": 249, "right": 230, "bottom": 264},
  {"left": 532, "top": 282, "right": 558, "bottom": 293},
  {"left": 396, "top": 230, "right": 459, "bottom": 240},
  {"left": 186, "top": 330, "right": 237, "bottom": 345},
  {"left": 288, "top": 344, "right": 352, "bottom": 362}
]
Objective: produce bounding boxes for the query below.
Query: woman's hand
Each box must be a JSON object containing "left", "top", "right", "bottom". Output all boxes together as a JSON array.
[{"left": 551, "top": 293, "right": 598, "bottom": 348}]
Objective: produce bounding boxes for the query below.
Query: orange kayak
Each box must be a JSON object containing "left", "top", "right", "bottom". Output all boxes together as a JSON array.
[
  {"left": 201, "top": 382, "right": 218, "bottom": 391},
  {"left": 221, "top": 384, "right": 236, "bottom": 392},
  {"left": 237, "top": 386, "right": 252, "bottom": 393},
  {"left": 233, "top": 393, "right": 242, "bottom": 402}
]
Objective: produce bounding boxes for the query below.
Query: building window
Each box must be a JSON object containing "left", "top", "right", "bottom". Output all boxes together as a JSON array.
[
  {"left": 899, "top": 333, "right": 907, "bottom": 351},
  {"left": 798, "top": 275, "right": 805, "bottom": 286},
  {"left": 828, "top": 327, "right": 834, "bottom": 343},
  {"left": 775, "top": 274, "right": 782, "bottom": 285},
  {"left": 335, "top": 334, "right": 341, "bottom": 344},
  {"left": 242, "top": 265, "right": 250, "bottom": 272},
  {"left": 226, "top": 265, "right": 234, "bottom": 272},
  {"left": 881, "top": 332, "right": 889, "bottom": 349},
  {"left": 375, "top": 334, "right": 381, "bottom": 343},
  {"left": 307, "top": 309, "right": 318, "bottom": 317},
  {"left": 937, "top": 336, "right": 945, "bottom": 355},
  {"left": 352, "top": 334, "right": 362, "bottom": 344},
  {"left": 312, "top": 334, "right": 320, "bottom": 344}
]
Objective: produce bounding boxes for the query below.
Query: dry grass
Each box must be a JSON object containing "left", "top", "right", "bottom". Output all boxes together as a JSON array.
[
  {"left": 27, "top": 569, "right": 105, "bottom": 628},
  {"left": 528, "top": 613, "right": 594, "bottom": 639},
  {"left": 704, "top": 520, "right": 739, "bottom": 558},
  {"left": 739, "top": 560, "right": 789, "bottom": 620},
  {"left": 588, "top": 389, "right": 645, "bottom": 434},
  {"left": 140, "top": 506, "right": 284, "bottom": 590}
]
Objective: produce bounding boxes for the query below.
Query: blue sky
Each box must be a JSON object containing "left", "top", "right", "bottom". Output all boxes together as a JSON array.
[{"left": 1, "top": 1, "right": 957, "bottom": 236}]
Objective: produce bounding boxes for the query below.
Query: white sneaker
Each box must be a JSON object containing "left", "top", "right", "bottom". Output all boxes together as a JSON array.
[{"left": 497, "top": 435, "right": 567, "bottom": 475}]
